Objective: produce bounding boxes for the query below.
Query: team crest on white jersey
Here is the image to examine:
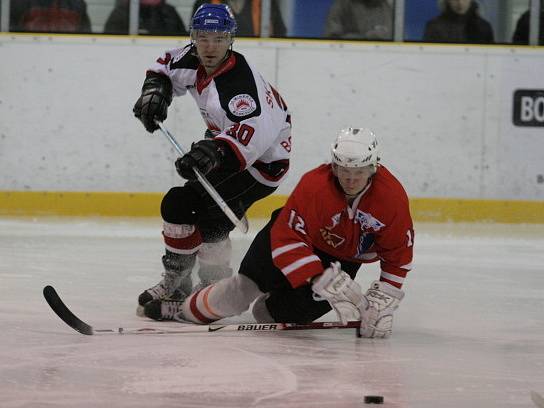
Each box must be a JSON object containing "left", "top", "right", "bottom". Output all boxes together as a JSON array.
[
  {"left": 228, "top": 94, "right": 257, "bottom": 117},
  {"left": 355, "top": 210, "right": 385, "bottom": 232}
]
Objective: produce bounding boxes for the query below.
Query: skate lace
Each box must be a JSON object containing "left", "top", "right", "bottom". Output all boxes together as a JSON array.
[
  {"left": 161, "top": 300, "right": 184, "bottom": 320},
  {"left": 147, "top": 282, "right": 168, "bottom": 298},
  {"left": 147, "top": 271, "right": 181, "bottom": 298}
]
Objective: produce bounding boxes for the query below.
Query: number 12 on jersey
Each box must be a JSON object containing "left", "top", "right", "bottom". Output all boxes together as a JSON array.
[{"left": 287, "top": 209, "right": 307, "bottom": 235}]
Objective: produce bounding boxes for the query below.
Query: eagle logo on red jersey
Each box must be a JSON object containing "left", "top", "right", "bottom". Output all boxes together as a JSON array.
[
  {"left": 325, "top": 212, "right": 342, "bottom": 229},
  {"left": 319, "top": 228, "right": 345, "bottom": 248},
  {"left": 319, "top": 212, "right": 345, "bottom": 248}
]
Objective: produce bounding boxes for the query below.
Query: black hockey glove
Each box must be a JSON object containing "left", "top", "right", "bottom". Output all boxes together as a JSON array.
[
  {"left": 175, "top": 139, "right": 225, "bottom": 180},
  {"left": 133, "top": 72, "right": 173, "bottom": 133}
]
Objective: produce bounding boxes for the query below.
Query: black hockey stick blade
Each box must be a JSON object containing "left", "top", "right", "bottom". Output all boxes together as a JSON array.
[{"left": 43, "top": 285, "right": 94, "bottom": 335}]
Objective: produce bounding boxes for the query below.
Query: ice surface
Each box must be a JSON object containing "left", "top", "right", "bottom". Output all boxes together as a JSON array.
[{"left": 1, "top": 217, "right": 543, "bottom": 407}]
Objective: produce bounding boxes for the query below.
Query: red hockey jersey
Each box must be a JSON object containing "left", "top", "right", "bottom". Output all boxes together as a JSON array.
[{"left": 271, "top": 164, "right": 414, "bottom": 289}]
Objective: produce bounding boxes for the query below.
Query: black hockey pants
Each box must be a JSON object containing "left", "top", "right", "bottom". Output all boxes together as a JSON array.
[
  {"left": 161, "top": 168, "right": 276, "bottom": 242},
  {"left": 239, "top": 209, "right": 362, "bottom": 323}
]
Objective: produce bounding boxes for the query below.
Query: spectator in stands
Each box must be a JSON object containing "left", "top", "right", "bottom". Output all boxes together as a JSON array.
[
  {"left": 191, "top": 0, "right": 286, "bottom": 37},
  {"left": 323, "top": 0, "right": 393, "bottom": 40},
  {"left": 512, "top": 0, "right": 544, "bottom": 45},
  {"left": 104, "top": 0, "right": 187, "bottom": 36},
  {"left": 10, "top": 0, "right": 91, "bottom": 33},
  {"left": 423, "top": 0, "right": 494, "bottom": 44}
]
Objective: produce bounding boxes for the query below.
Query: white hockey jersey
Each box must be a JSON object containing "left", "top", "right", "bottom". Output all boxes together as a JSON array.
[{"left": 147, "top": 45, "right": 292, "bottom": 187}]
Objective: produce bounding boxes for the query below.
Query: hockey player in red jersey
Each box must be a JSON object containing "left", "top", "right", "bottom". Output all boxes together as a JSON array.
[
  {"left": 132, "top": 3, "right": 292, "bottom": 314},
  {"left": 144, "top": 128, "right": 413, "bottom": 338}
]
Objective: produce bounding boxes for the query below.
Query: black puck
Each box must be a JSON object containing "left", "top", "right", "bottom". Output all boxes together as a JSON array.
[{"left": 364, "top": 395, "right": 384, "bottom": 404}]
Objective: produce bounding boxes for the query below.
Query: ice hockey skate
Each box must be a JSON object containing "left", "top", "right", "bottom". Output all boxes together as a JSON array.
[
  {"left": 136, "top": 254, "right": 195, "bottom": 316},
  {"left": 143, "top": 298, "right": 187, "bottom": 321},
  {"left": 137, "top": 273, "right": 190, "bottom": 306}
]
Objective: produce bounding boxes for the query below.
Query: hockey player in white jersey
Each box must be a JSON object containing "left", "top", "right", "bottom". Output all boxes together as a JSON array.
[{"left": 132, "top": 3, "right": 292, "bottom": 316}]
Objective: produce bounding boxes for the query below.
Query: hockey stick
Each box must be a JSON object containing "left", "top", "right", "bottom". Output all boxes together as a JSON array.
[
  {"left": 155, "top": 121, "right": 249, "bottom": 234},
  {"left": 43, "top": 285, "right": 360, "bottom": 336},
  {"left": 532, "top": 391, "right": 544, "bottom": 408}
]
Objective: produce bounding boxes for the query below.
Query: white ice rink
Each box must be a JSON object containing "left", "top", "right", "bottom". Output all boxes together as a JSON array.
[{"left": 1, "top": 217, "right": 543, "bottom": 408}]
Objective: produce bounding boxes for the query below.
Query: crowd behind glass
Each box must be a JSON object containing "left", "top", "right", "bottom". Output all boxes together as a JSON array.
[{"left": 0, "top": 0, "right": 542, "bottom": 45}]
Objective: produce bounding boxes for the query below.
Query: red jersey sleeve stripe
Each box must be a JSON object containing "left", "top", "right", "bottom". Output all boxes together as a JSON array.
[
  {"left": 285, "top": 260, "right": 324, "bottom": 288},
  {"left": 272, "top": 242, "right": 308, "bottom": 258},
  {"left": 281, "top": 255, "right": 321, "bottom": 275},
  {"left": 381, "top": 276, "right": 403, "bottom": 289},
  {"left": 380, "top": 271, "right": 405, "bottom": 285}
]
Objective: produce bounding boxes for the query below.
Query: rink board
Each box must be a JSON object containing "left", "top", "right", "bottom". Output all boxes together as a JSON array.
[{"left": 1, "top": 191, "right": 543, "bottom": 223}]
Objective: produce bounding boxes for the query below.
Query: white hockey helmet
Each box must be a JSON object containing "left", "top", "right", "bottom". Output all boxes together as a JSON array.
[{"left": 330, "top": 127, "right": 380, "bottom": 169}]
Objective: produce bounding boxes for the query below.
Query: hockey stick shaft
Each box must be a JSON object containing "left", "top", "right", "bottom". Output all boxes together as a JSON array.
[
  {"left": 97, "top": 321, "right": 361, "bottom": 335},
  {"left": 43, "top": 285, "right": 360, "bottom": 336},
  {"left": 155, "top": 121, "right": 248, "bottom": 234}
]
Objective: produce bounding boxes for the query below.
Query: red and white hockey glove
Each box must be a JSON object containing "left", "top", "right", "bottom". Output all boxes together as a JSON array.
[
  {"left": 311, "top": 262, "right": 366, "bottom": 325},
  {"left": 358, "top": 281, "right": 404, "bottom": 338}
]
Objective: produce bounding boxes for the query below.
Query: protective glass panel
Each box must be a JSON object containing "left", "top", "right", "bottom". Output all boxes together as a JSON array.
[
  {"left": 103, "top": 0, "right": 189, "bottom": 36},
  {"left": 287, "top": 0, "right": 393, "bottom": 40},
  {"left": 182, "top": 0, "right": 287, "bottom": 38},
  {"left": 7, "top": 0, "right": 107, "bottom": 34},
  {"left": 404, "top": 0, "right": 536, "bottom": 45},
  {"left": 510, "top": 0, "right": 543, "bottom": 45}
]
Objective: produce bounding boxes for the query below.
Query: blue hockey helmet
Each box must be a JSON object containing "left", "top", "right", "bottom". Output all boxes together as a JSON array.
[{"left": 190, "top": 4, "right": 237, "bottom": 35}]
